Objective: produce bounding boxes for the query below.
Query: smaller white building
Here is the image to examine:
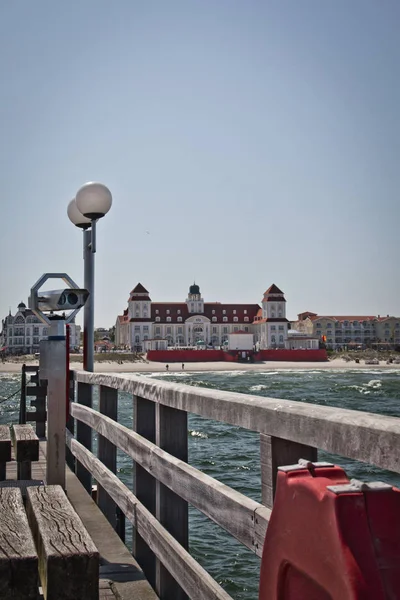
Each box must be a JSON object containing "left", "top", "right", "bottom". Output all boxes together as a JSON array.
[
  {"left": 285, "top": 330, "right": 319, "bottom": 350},
  {"left": 227, "top": 332, "right": 254, "bottom": 351},
  {"left": 1, "top": 301, "right": 80, "bottom": 354}
]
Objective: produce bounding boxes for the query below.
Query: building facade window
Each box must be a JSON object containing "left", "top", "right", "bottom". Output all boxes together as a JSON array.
[
  {"left": 223, "top": 317, "right": 227, "bottom": 322},
  {"left": 233, "top": 317, "right": 238, "bottom": 322},
  {"left": 177, "top": 316, "right": 182, "bottom": 322},
  {"left": 155, "top": 317, "right": 160, "bottom": 322},
  {"left": 166, "top": 317, "right": 171, "bottom": 322}
]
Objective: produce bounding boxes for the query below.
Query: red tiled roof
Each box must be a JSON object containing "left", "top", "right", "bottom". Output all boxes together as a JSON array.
[
  {"left": 262, "top": 296, "right": 286, "bottom": 302},
  {"left": 128, "top": 295, "right": 151, "bottom": 302},
  {"left": 310, "top": 315, "right": 377, "bottom": 322},
  {"left": 130, "top": 283, "right": 149, "bottom": 294},
  {"left": 150, "top": 302, "right": 260, "bottom": 324},
  {"left": 253, "top": 317, "right": 289, "bottom": 323},
  {"left": 263, "top": 284, "right": 284, "bottom": 295}
]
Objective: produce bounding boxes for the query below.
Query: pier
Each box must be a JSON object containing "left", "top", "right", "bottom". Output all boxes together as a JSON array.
[{"left": 1, "top": 363, "right": 399, "bottom": 598}]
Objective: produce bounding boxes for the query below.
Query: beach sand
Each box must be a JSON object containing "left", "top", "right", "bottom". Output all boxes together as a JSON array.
[{"left": 0, "top": 358, "right": 399, "bottom": 374}]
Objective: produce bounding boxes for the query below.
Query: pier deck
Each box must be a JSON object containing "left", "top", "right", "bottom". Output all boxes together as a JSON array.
[{"left": 5, "top": 441, "right": 157, "bottom": 600}]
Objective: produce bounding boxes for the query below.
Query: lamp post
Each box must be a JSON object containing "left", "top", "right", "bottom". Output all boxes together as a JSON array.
[{"left": 67, "top": 182, "right": 112, "bottom": 372}]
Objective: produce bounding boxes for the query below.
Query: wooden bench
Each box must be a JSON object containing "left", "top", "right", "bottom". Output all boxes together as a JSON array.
[
  {"left": 26, "top": 485, "right": 99, "bottom": 599},
  {"left": 0, "top": 426, "right": 11, "bottom": 481},
  {"left": 11, "top": 424, "right": 39, "bottom": 480},
  {"left": 0, "top": 488, "right": 38, "bottom": 599}
]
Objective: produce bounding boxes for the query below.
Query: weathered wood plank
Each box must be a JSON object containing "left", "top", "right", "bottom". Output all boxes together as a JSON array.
[
  {"left": 76, "top": 381, "right": 93, "bottom": 493},
  {"left": 73, "top": 371, "right": 400, "bottom": 474},
  {"left": 66, "top": 432, "right": 233, "bottom": 600},
  {"left": 260, "top": 434, "right": 317, "bottom": 508},
  {"left": 71, "top": 403, "right": 270, "bottom": 557},
  {"left": 98, "top": 385, "right": 118, "bottom": 528},
  {"left": 155, "top": 404, "right": 188, "bottom": 600},
  {"left": 26, "top": 484, "right": 99, "bottom": 600},
  {"left": 0, "top": 488, "right": 38, "bottom": 599},
  {"left": 12, "top": 424, "right": 39, "bottom": 480},
  {"left": 0, "top": 426, "right": 11, "bottom": 481}
]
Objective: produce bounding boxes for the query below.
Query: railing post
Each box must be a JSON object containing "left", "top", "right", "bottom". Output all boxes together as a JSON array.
[
  {"left": 260, "top": 434, "right": 317, "bottom": 508},
  {"left": 76, "top": 382, "right": 92, "bottom": 493},
  {"left": 155, "top": 404, "right": 188, "bottom": 600},
  {"left": 19, "top": 364, "right": 27, "bottom": 425},
  {"left": 66, "top": 371, "right": 75, "bottom": 472},
  {"left": 98, "top": 385, "right": 118, "bottom": 528},
  {"left": 133, "top": 396, "right": 156, "bottom": 588}
]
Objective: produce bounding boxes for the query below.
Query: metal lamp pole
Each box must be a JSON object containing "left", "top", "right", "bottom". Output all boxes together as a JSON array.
[
  {"left": 83, "top": 226, "right": 95, "bottom": 371},
  {"left": 67, "top": 183, "right": 112, "bottom": 372}
]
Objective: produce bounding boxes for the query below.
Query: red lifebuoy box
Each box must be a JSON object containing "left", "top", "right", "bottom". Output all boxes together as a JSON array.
[{"left": 259, "top": 460, "right": 400, "bottom": 599}]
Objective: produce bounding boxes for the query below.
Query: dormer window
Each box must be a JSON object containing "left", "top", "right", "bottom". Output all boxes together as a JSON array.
[
  {"left": 177, "top": 316, "right": 182, "bottom": 322},
  {"left": 244, "top": 316, "right": 249, "bottom": 322},
  {"left": 233, "top": 310, "right": 236, "bottom": 315},
  {"left": 223, "top": 310, "right": 226, "bottom": 315},
  {"left": 166, "top": 317, "right": 171, "bottom": 322},
  {"left": 212, "top": 310, "right": 215, "bottom": 314},
  {"left": 212, "top": 317, "right": 217, "bottom": 322},
  {"left": 155, "top": 317, "right": 160, "bottom": 322},
  {"left": 244, "top": 310, "right": 247, "bottom": 315},
  {"left": 233, "top": 317, "right": 238, "bottom": 322},
  {"left": 223, "top": 316, "right": 228, "bottom": 322},
  {"left": 156, "top": 309, "right": 159, "bottom": 314},
  {"left": 166, "top": 310, "right": 170, "bottom": 315},
  {"left": 177, "top": 310, "right": 181, "bottom": 314}
]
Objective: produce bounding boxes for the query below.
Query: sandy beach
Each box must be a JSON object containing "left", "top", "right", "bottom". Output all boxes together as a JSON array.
[{"left": 1, "top": 358, "right": 399, "bottom": 374}]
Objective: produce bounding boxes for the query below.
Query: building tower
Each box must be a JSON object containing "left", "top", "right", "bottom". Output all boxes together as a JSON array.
[{"left": 186, "top": 283, "right": 204, "bottom": 314}]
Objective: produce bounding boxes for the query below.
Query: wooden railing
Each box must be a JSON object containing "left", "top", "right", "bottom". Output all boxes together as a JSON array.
[{"left": 66, "top": 370, "right": 400, "bottom": 600}]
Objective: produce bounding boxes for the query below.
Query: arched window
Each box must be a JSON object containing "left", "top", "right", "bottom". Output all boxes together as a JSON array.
[
  {"left": 166, "top": 317, "right": 171, "bottom": 322},
  {"left": 177, "top": 316, "right": 182, "bottom": 322},
  {"left": 212, "top": 316, "right": 217, "bottom": 322},
  {"left": 271, "top": 335, "right": 276, "bottom": 343},
  {"left": 223, "top": 317, "right": 227, "bottom": 322},
  {"left": 279, "top": 335, "right": 284, "bottom": 343},
  {"left": 233, "top": 317, "right": 238, "bottom": 322},
  {"left": 155, "top": 317, "right": 160, "bottom": 322}
]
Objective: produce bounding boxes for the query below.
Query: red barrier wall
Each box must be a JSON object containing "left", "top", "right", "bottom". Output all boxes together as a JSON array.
[
  {"left": 255, "top": 349, "right": 327, "bottom": 362},
  {"left": 147, "top": 350, "right": 224, "bottom": 362},
  {"left": 147, "top": 349, "right": 328, "bottom": 363}
]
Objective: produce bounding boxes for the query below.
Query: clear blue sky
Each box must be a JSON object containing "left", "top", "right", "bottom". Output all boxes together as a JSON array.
[{"left": 1, "top": 0, "right": 399, "bottom": 327}]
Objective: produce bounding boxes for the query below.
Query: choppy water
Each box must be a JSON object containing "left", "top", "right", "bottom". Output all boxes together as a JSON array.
[{"left": 1, "top": 369, "right": 400, "bottom": 599}]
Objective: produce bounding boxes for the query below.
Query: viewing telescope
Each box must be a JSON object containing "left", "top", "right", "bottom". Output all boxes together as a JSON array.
[
  {"left": 29, "top": 273, "right": 89, "bottom": 325},
  {"left": 35, "top": 289, "right": 89, "bottom": 312}
]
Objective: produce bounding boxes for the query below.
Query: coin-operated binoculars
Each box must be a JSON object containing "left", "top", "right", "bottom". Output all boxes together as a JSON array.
[{"left": 29, "top": 273, "right": 89, "bottom": 488}]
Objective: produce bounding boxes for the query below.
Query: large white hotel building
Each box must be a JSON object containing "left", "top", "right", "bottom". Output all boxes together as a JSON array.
[{"left": 115, "top": 283, "right": 290, "bottom": 351}]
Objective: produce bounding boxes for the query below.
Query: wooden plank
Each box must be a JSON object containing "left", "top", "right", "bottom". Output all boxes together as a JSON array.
[
  {"left": 12, "top": 424, "right": 39, "bottom": 480},
  {"left": 134, "top": 396, "right": 156, "bottom": 588},
  {"left": 66, "top": 432, "right": 233, "bottom": 600},
  {"left": 76, "top": 381, "right": 93, "bottom": 493},
  {"left": 71, "top": 403, "right": 270, "bottom": 557},
  {"left": 260, "top": 434, "right": 317, "bottom": 508},
  {"left": 0, "top": 488, "right": 38, "bottom": 600},
  {"left": 74, "top": 371, "right": 400, "bottom": 474},
  {"left": 66, "top": 371, "right": 75, "bottom": 472},
  {"left": 19, "top": 364, "right": 27, "bottom": 425},
  {"left": 0, "top": 426, "right": 11, "bottom": 481},
  {"left": 26, "top": 484, "right": 99, "bottom": 600},
  {"left": 156, "top": 404, "right": 188, "bottom": 600},
  {"left": 98, "top": 385, "right": 118, "bottom": 528}
]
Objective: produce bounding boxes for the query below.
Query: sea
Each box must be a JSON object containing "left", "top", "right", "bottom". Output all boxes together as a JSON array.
[{"left": 1, "top": 368, "right": 400, "bottom": 600}]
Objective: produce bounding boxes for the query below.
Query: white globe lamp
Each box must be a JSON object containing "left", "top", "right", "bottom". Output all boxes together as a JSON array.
[
  {"left": 75, "top": 182, "right": 112, "bottom": 220},
  {"left": 67, "top": 199, "right": 91, "bottom": 229}
]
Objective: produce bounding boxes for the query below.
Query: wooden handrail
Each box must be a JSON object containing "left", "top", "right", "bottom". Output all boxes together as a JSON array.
[
  {"left": 74, "top": 370, "right": 400, "bottom": 474},
  {"left": 71, "top": 402, "right": 270, "bottom": 557}
]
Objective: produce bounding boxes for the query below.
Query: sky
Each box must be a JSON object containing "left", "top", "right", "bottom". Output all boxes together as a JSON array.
[{"left": 0, "top": 0, "right": 399, "bottom": 327}]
